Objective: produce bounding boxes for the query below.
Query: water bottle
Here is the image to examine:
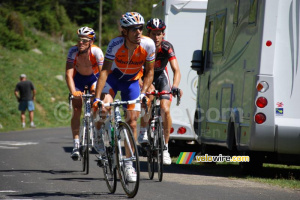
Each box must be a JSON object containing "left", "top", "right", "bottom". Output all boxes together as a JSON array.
[{"left": 111, "top": 126, "right": 114, "bottom": 146}]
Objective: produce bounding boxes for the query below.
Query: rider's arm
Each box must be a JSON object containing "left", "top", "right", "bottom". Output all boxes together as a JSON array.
[
  {"left": 65, "top": 62, "right": 77, "bottom": 94},
  {"left": 95, "top": 59, "right": 113, "bottom": 99},
  {"left": 141, "top": 61, "right": 154, "bottom": 94},
  {"left": 169, "top": 58, "right": 181, "bottom": 88}
]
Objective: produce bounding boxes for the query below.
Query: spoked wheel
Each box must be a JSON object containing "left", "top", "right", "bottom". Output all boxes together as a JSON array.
[
  {"left": 81, "top": 119, "right": 90, "bottom": 174},
  {"left": 147, "top": 126, "right": 154, "bottom": 180},
  {"left": 102, "top": 125, "right": 117, "bottom": 193},
  {"left": 102, "top": 146, "right": 117, "bottom": 193},
  {"left": 79, "top": 122, "right": 87, "bottom": 172},
  {"left": 115, "top": 122, "right": 140, "bottom": 198},
  {"left": 156, "top": 118, "right": 164, "bottom": 182}
]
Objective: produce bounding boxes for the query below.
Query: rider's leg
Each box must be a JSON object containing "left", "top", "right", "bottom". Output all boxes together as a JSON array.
[
  {"left": 160, "top": 99, "right": 172, "bottom": 165},
  {"left": 160, "top": 99, "right": 172, "bottom": 146},
  {"left": 71, "top": 98, "right": 82, "bottom": 160},
  {"left": 93, "top": 93, "right": 113, "bottom": 154},
  {"left": 71, "top": 98, "right": 82, "bottom": 143},
  {"left": 139, "top": 84, "right": 155, "bottom": 144}
]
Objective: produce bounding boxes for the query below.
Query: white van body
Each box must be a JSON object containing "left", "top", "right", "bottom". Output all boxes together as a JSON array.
[
  {"left": 152, "top": 0, "right": 207, "bottom": 147},
  {"left": 192, "top": 0, "right": 300, "bottom": 163}
]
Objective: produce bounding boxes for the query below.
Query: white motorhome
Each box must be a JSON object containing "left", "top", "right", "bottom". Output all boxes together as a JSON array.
[
  {"left": 151, "top": 0, "right": 207, "bottom": 154},
  {"left": 191, "top": 0, "right": 300, "bottom": 166}
]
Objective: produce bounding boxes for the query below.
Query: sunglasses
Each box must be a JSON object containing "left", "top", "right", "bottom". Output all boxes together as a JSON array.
[
  {"left": 128, "top": 25, "right": 144, "bottom": 32},
  {"left": 77, "top": 38, "right": 91, "bottom": 43}
]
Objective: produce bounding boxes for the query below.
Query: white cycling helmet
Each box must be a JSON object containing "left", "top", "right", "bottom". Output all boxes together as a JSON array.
[
  {"left": 120, "top": 12, "right": 145, "bottom": 27},
  {"left": 77, "top": 26, "right": 96, "bottom": 40}
]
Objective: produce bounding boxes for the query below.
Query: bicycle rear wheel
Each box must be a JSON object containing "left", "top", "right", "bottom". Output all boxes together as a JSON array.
[
  {"left": 156, "top": 118, "right": 164, "bottom": 182},
  {"left": 147, "top": 126, "right": 154, "bottom": 180},
  {"left": 102, "top": 126, "right": 117, "bottom": 193},
  {"left": 115, "top": 122, "right": 140, "bottom": 198}
]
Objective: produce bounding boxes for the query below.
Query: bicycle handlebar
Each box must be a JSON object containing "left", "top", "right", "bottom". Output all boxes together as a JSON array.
[
  {"left": 145, "top": 89, "right": 181, "bottom": 106},
  {"left": 98, "top": 99, "right": 141, "bottom": 108}
]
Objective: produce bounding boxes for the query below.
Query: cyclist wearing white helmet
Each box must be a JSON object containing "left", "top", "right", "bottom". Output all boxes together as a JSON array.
[
  {"left": 66, "top": 26, "right": 104, "bottom": 161},
  {"left": 93, "top": 12, "right": 156, "bottom": 182},
  {"left": 139, "top": 18, "right": 182, "bottom": 165}
]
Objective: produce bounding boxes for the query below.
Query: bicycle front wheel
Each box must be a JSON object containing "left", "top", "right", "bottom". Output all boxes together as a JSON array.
[
  {"left": 115, "top": 122, "right": 140, "bottom": 198},
  {"left": 102, "top": 126, "right": 117, "bottom": 193},
  {"left": 82, "top": 118, "right": 90, "bottom": 175},
  {"left": 147, "top": 126, "right": 154, "bottom": 180},
  {"left": 156, "top": 118, "right": 164, "bottom": 182}
]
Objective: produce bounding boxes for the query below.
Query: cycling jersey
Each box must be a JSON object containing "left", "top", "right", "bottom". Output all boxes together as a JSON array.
[
  {"left": 67, "top": 45, "right": 104, "bottom": 77},
  {"left": 153, "top": 40, "right": 176, "bottom": 101},
  {"left": 153, "top": 40, "right": 176, "bottom": 78},
  {"left": 105, "top": 36, "right": 156, "bottom": 81},
  {"left": 66, "top": 44, "right": 104, "bottom": 92}
]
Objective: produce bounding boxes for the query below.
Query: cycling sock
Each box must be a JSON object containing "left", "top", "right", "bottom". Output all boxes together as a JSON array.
[
  {"left": 165, "top": 143, "right": 168, "bottom": 151},
  {"left": 22, "top": 122, "right": 25, "bottom": 127},
  {"left": 30, "top": 121, "right": 35, "bottom": 126},
  {"left": 74, "top": 139, "right": 80, "bottom": 148},
  {"left": 140, "top": 127, "right": 147, "bottom": 133},
  {"left": 125, "top": 161, "right": 133, "bottom": 168}
]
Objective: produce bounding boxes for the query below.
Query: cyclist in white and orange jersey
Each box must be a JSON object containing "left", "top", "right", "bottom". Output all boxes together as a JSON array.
[
  {"left": 66, "top": 27, "right": 104, "bottom": 161},
  {"left": 93, "top": 12, "right": 155, "bottom": 182}
]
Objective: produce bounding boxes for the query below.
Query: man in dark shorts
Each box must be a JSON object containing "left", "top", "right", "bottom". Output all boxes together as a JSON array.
[
  {"left": 14, "top": 74, "right": 36, "bottom": 128},
  {"left": 139, "top": 18, "right": 182, "bottom": 165}
]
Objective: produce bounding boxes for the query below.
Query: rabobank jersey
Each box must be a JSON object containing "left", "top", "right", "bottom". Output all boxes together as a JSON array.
[
  {"left": 66, "top": 45, "right": 104, "bottom": 76},
  {"left": 105, "top": 36, "right": 155, "bottom": 81}
]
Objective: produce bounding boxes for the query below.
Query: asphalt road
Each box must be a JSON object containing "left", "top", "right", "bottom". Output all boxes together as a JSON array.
[{"left": 0, "top": 127, "right": 299, "bottom": 200}]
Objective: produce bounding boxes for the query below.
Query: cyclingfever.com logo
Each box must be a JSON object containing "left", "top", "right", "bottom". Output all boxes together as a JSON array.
[{"left": 176, "top": 152, "right": 250, "bottom": 164}]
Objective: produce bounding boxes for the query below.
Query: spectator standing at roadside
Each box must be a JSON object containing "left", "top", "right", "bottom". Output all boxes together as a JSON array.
[{"left": 14, "top": 74, "right": 36, "bottom": 128}]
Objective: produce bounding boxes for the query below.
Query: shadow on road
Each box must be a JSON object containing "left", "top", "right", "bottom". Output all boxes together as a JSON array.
[{"left": 139, "top": 160, "right": 300, "bottom": 181}]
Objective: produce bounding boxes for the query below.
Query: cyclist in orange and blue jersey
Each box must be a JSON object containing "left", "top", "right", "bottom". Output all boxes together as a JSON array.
[
  {"left": 93, "top": 12, "right": 155, "bottom": 182},
  {"left": 65, "top": 27, "right": 104, "bottom": 161}
]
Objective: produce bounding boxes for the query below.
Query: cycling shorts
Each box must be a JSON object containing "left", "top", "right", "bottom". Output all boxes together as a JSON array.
[
  {"left": 153, "top": 70, "right": 172, "bottom": 101},
  {"left": 102, "top": 73, "right": 141, "bottom": 111},
  {"left": 19, "top": 100, "right": 35, "bottom": 112},
  {"left": 74, "top": 72, "right": 99, "bottom": 92}
]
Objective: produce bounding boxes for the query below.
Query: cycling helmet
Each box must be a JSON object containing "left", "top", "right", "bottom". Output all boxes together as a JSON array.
[
  {"left": 77, "top": 27, "right": 96, "bottom": 40},
  {"left": 120, "top": 12, "right": 145, "bottom": 27},
  {"left": 146, "top": 18, "right": 166, "bottom": 31}
]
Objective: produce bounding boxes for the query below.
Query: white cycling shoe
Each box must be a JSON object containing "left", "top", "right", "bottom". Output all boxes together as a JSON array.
[
  {"left": 138, "top": 132, "right": 149, "bottom": 144},
  {"left": 163, "top": 150, "right": 172, "bottom": 165},
  {"left": 125, "top": 166, "right": 137, "bottom": 182}
]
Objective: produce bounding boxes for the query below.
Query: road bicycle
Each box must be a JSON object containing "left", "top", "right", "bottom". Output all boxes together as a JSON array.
[
  {"left": 69, "top": 86, "right": 94, "bottom": 175},
  {"left": 142, "top": 89, "right": 181, "bottom": 181},
  {"left": 97, "top": 99, "right": 141, "bottom": 198}
]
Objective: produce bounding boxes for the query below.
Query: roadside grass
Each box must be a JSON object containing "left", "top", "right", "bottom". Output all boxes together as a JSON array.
[
  {"left": 0, "top": 35, "right": 73, "bottom": 132},
  {"left": 171, "top": 157, "right": 300, "bottom": 189}
]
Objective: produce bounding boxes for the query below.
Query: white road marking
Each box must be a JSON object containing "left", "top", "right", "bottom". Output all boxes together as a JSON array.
[
  {"left": 0, "top": 141, "right": 38, "bottom": 149},
  {"left": 0, "top": 190, "right": 18, "bottom": 193}
]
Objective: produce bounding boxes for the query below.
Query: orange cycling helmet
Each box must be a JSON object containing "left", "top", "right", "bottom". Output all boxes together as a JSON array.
[
  {"left": 120, "top": 12, "right": 145, "bottom": 27},
  {"left": 146, "top": 18, "right": 166, "bottom": 31}
]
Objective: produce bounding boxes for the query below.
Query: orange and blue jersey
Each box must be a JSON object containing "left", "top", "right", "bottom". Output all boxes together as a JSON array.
[
  {"left": 105, "top": 36, "right": 156, "bottom": 81},
  {"left": 66, "top": 44, "right": 104, "bottom": 92},
  {"left": 67, "top": 44, "right": 104, "bottom": 77}
]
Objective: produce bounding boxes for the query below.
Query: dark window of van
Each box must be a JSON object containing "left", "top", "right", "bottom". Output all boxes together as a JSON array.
[
  {"left": 213, "top": 10, "right": 226, "bottom": 54},
  {"left": 233, "top": 0, "right": 240, "bottom": 25},
  {"left": 249, "top": 0, "right": 258, "bottom": 25},
  {"left": 202, "top": 16, "right": 214, "bottom": 70}
]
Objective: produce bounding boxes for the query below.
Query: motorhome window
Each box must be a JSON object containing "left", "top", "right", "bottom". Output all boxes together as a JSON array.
[
  {"left": 213, "top": 10, "right": 226, "bottom": 54},
  {"left": 233, "top": 0, "right": 240, "bottom": 25},
  {"left": 202, "top": 17, "right": 210, "bottom": 53},
  {"left": 249, "top": 0, "right": 258, "bottom": 25}
]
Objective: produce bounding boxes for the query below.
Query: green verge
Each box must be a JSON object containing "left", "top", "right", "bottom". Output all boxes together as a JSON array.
[
  {"left": 0, "top": 34, "right": 74, "bottom": 132},
  {"left": 171, "top": 157, "right": 300, "bottom": 189}
]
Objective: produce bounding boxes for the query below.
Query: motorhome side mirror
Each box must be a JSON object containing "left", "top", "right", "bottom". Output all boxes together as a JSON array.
[{"left": 191, "top": 50, "right": 204, "bottom": 75}]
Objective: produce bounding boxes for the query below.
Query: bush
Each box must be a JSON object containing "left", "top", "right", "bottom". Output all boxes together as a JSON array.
[{"left": 7, "top": 11, "right": 24, "bottom": 36}]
